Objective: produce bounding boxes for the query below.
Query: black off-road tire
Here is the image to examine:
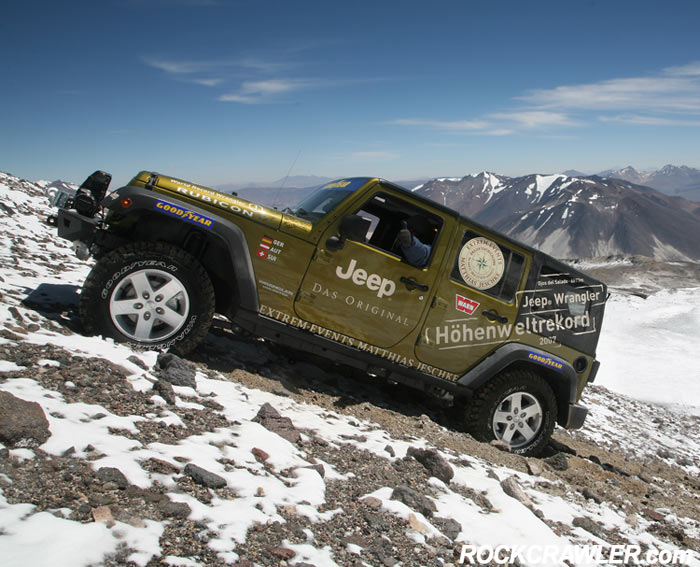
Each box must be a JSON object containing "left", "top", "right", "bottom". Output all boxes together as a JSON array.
[
  {"left": 80, "top": 242, "right": 215, "bottom": 355},
  {"left": 464, "top": 369, "right": 557, "bottom": 456}
]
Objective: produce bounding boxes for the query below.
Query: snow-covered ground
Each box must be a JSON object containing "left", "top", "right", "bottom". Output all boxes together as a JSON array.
[
  {"left": 596, "top": 289, "right": 700, "bottom": 416},
  {"left": 0, "top": 171, "right": 699, "bottom": 567}
]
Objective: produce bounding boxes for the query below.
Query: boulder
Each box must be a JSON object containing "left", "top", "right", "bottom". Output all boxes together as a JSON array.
[
  {"left": 407, "top": 447, "right": 454, "bottom": 484},
  {"left": 156, "top": 353, "right": 196, "bottom": 389},
  {"left": 183, "top": 463, "right": 227, "bottom": 489},
  {"left": 253, "top": 403, "right": 301, "bottom": 444},
  {"left": 390, "top": 485, "right": 437, "bottom": 518},
  {"left": 96, "top": 467, "right": 129, "bottom": 489},
  {"left": 0, "top": 391, "right": 50, "bottom": 448},
  {"left": 153, "top": 379, "right": 176, "bottom": 404}
]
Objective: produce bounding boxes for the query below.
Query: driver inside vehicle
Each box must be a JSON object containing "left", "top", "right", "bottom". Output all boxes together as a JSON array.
[{"left": 398, "top": 215, "right": 433, "bottom": 268}]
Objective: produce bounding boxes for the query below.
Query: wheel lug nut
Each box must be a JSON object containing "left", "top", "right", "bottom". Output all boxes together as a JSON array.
[
  {"left": 143, "top": 292, "right": 150, "bottom": 300},
  {"left": 507, "top": 416, "right": 512, "bottom": 421},
  {"left": 134, "top": 303, "right": 143, "bottom": 309},
  {"left": 155, "top": 295, "right": 163, "bottom": 302},
  {"left": 144, "top": 312, "right": 151, "bottom": 320},
  {"left": 156, "top": 307, "right": 164, "bottom": 315}
]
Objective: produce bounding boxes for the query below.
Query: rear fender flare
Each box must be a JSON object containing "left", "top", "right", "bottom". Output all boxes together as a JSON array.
[{"left": 457, "top": 343, "right": 578, "bottom": 424}]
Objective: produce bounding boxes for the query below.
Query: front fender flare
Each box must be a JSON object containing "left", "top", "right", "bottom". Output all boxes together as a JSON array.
[{"left": 104, "top": 186, "right": 260, "bottom": 313}]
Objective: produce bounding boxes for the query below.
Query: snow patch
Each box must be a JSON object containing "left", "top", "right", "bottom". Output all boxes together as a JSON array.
[
  {"left": 596, "top": 288, "right": 700, "bottom": 415},
  {"left": 533, "top": 174, "right": 566, "bottom": 201}
]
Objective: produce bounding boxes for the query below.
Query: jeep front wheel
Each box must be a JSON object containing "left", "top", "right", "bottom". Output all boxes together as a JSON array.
[
  {"left": 80, "top": 242, "right": 215, "bottom": 355},
  {"left": 464, "top": 369, "right": 557, "bottom": 456}
]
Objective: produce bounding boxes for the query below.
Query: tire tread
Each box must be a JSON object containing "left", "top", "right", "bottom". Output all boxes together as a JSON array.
[
  {"left": 464, "top": 368, "right": 557, "bottom": 456},
  {"left": 80, "top": 241, "right": 215, "bottom": 355}
]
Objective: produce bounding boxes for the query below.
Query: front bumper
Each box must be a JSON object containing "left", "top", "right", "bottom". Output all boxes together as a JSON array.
[
  {"left": 564, "top": 403, "right": 588, "bottom": 429},
  {"left": 56, "top": 209, "right": 99, "bottom": 243}
]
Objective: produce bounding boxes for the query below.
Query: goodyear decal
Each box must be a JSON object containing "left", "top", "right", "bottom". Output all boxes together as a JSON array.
[
  {"left": 528, "top": 351, "right": 564, "bottom": 371},
  {"left": 155, "top": 200, "right": 214, "bottom": 229}
]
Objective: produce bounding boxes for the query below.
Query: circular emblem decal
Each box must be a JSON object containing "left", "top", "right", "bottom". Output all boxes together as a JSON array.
[{"left": 458, "top": 237, "right": 505, "bottom": 290}]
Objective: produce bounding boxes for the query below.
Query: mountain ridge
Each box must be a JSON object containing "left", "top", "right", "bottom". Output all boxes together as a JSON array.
[
  {"left": 602, "top": 164, "right": 700, "bottom": 201},
  {"left": 414, "top": 172, "right": 700, "bottom": 261}
]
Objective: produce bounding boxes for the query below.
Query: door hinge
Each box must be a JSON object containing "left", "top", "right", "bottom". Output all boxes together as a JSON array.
[
  {"left": 312, "top": 249, "right": 333, "bottom": 264},
  {"left": 296, "top": 290, "right": 316, "bottom": 302}
]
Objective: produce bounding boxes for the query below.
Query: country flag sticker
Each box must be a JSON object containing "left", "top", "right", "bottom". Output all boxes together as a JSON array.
[{"left": 257, "top": 235, "right": 273, "bottom": 259}]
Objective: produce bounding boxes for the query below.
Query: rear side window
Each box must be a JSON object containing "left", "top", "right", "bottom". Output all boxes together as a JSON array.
[{"left": 450, "top": 230, "right": 525, "bottom": 302}]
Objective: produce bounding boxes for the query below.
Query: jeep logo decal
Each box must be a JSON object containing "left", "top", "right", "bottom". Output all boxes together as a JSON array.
[{"left": 336, "top": 259, "right": 396, "bottom": 298}]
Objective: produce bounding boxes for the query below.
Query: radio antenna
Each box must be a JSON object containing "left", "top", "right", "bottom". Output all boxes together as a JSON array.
[{"left": 273, "top": 149, "right": 302, "bottom": 209}]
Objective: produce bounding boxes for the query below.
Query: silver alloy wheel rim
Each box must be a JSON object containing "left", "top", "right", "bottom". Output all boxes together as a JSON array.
[
  {"left": 109, "top": 268, "right": 190, "bottom": 343},
  {"left": 492, "top": 391, "right": 543, "bottom": 449}
]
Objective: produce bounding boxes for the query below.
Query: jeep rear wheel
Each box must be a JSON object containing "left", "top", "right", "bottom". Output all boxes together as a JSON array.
[
  {"left": 80, "top": 242, "right": 215, "bottom": 355},
  {"left": 464, "top": 369, "right": 557, "bottom": 456}
]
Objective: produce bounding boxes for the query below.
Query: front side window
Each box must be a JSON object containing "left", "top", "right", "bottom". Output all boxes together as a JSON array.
[
  {"left": 450, "top": 230, "right": 525, "bottom": 302},
  {"left": 352, "top": 192, "right": 443, "bottom": 268}
]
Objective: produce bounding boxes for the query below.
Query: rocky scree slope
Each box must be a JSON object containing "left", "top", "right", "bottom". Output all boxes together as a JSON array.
[{"left": 0, "top": 170, "right": 699, "bottom": 567}]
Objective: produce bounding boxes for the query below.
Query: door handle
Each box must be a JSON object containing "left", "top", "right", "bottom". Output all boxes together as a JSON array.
[
  {"left": 400, "top": 277, "right": 429, "bottom": 292},
  {"left": 482, "top": 310, "right": 508, "bottom": 324}
]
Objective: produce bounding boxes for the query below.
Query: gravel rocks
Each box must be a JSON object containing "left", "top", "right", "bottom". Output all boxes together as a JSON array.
[
  {"left": 159, "top": 499, "right": 192, "bottom": 519},
  {"left": 544, "top": 452, "right": 569, "bottom": 471}
]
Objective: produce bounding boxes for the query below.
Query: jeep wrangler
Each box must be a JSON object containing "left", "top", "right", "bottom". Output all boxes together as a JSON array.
[{"left": 54, "top": 170, "right": 607, "bottom": 455}]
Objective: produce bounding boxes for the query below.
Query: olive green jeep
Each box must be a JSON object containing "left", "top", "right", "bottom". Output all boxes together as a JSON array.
[{"left": 54, "top": 171, "right": 607, "bottom": 455}]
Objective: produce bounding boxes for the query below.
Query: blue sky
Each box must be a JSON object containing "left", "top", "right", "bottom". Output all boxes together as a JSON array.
[{"left": 2, "top": 0, "right": 700, "bottom": 188}]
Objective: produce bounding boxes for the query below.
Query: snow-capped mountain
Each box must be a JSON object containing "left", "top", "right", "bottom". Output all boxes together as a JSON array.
[
  {"left": 603, "top": 164, "right": 700, "bottom": 201},
  {"left": 415, "top": 172, "right": 700, "bottom": 260}
]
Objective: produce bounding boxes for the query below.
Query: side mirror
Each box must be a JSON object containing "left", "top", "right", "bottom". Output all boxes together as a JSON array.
[
  {"left": 326, "top": 235, "right": 344, "bottom": 251},
  {"left": 325, "top": 215, "right": 371, "bottom": 251}
]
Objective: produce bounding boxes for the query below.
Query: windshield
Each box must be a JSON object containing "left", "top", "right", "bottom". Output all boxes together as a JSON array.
[{"left": 289, "top": 178, "right": 370, "bottom": 223}]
